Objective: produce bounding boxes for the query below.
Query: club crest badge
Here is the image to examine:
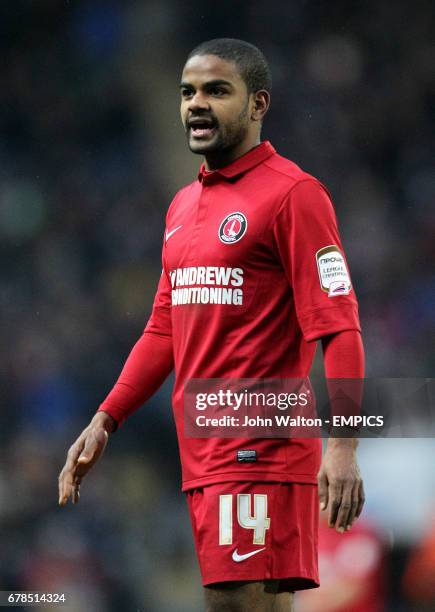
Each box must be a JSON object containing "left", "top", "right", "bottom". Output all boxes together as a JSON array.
[{"left": 219, "top": 212, "right": 247, "bottom": 244}]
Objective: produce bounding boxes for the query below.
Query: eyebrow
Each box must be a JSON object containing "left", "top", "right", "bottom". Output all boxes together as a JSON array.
[{"left": 179, "top": 79, "right": 233, "bottom": 89}]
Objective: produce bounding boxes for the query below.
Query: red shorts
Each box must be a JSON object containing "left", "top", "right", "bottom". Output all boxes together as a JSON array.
[{"left": 186, "top": 481, "right": 319, "bottom": 591}]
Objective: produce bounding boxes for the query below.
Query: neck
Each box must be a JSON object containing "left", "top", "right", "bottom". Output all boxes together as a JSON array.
[{"left": 204, "top": 134, "right": 261, "bottom": 171}]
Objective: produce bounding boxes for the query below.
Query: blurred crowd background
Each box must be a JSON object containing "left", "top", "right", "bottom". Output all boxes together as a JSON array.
[{"left": 0, "top": 1, "right": 434, "bottom": 610}]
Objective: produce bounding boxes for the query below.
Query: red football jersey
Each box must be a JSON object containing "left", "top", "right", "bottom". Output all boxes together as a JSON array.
[{"left": 101, "top": 141, "right": 361, "bottom": 491}]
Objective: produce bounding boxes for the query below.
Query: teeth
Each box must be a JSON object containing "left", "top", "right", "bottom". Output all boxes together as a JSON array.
[{"left": 189, "top": 120, "right": 214, "bottom": 128}]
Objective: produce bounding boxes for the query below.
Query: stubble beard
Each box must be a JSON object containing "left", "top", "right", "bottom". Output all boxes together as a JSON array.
[{"left": 186, "top": 102, "right": 250, "bottom": 156}]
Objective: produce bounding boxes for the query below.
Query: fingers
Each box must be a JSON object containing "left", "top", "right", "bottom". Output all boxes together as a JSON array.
[
  {"left": 327, "top": 478, "right": 365, "bottom": 533},
  {"left": 355, "top": 479, "right": 365, "bottom": 519},
  {"left": 335, "top": 482, "right": 353, "bottom": 533},
  {"left": 327, "top": 480, "right": 343, "bottom": 529},
  {"left": 58, "top": 439, "right": 85, "bottom": 506},
  {"left": 317, "top": 471, "right": 329, "bottom": 512},
  {"left": 58, "top": 427, "right": 109, "bottom": 507},
  {"left": 58, "top": 468, "right": 74, "bottom": 506},
  {"left": 345, "top": 482, "right": 361, "bottom": 530},
  {"left": 72, "top": 476, "right": 81, "bottom": 504}
]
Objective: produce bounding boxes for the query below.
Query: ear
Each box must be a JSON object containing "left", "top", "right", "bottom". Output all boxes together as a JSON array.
[{"left": 251, "top": 90, "right": 270, "bottom": 122}]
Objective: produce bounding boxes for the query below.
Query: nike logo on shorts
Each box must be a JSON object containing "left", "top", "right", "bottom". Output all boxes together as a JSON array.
[
  {"left": 165, "top": 225, "right": 183, "bottom": 242},
  {"left": 232, "top": 547, "right": 266, "bottom": 562}
]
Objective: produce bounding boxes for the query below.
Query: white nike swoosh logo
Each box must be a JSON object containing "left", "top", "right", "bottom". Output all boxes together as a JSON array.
[
  {"left": 232, "top": 548, "right": 266, "bottom": 563},
  {"left": 165, "top": 225, "right": 183, "bottom": 242}
]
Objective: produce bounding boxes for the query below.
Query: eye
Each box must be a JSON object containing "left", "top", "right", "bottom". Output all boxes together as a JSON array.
[
  {"left": 181, "top": 88, "right": 194, "bottom": 99},
  {"left": 210, "top": 87, "right": 226, "bottom": 96}
]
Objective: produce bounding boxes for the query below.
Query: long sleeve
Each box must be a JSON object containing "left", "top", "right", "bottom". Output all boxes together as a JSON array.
[
  {"left": 322, "top": 329, "right": 365, "bottom": 378},
  {"left": 322, "top": 329, "right": 365, "bottom": 428},
  {"left": 273, "top": 179, "right": 361, "bottom": 341}
]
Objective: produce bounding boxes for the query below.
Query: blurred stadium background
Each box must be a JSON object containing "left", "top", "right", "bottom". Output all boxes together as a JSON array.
[{"left": 0, "top": 1, "right": 434, "bottom": 610}]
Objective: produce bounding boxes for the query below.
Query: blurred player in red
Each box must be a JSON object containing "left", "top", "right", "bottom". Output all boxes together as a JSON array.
[
  {"left": 296, "top": 512, "right": 387, "bottom": 612},
  {"left": 402, "top": 518, "right": 435, "bottom": 611},
  {"left": 59, "top": 39, "right": 365, "bottom": 611}
]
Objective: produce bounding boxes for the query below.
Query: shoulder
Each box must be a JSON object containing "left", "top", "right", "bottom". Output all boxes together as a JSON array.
[
  {"left": 263, "top": 152, "right": 333, "bottom": 206},
  {"left": 263, "top": 152, "right": 334, "bottom": 215},
  {"left": 165, "top": 180, "right": 199, "bottom": 221},
  {"left": 263, "top": 152, "right": 317, "bottom": 187}
]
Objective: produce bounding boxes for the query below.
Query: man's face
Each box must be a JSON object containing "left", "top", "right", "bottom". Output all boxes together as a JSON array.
[{"left": 180, "top": 54, "right": 252, "bottom": 155}]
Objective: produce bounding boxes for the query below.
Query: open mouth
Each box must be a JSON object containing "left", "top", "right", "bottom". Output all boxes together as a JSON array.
[{"left": 188, "top": 119, "right": 217, "bottom": 139}]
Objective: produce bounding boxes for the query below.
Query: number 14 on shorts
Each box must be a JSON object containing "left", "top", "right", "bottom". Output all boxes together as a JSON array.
[{"left": 219, "top": 494, "right": 270, "bottom": 545}]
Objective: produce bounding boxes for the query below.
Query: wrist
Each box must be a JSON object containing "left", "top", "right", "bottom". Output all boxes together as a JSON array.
[
  {"left": 326, "top": 437, "right": 358, "bottom": 451},
  {"left": 92, "top": 410, "right": 117, "bottom": 434}
]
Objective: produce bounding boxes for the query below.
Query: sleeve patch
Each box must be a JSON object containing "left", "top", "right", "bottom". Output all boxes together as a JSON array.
[{"left": 316, "top": 245, "right": 351, "bottom": 297}]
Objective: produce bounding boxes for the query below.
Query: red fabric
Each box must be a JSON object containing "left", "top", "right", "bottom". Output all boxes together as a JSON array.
[
  {"left": 403, "top": 519, "right": 435, "bottom": 600},
  {"left": 272, "top": 179, "right": 360, "bottom": 342},
  {"left": 322, "top": 330, "right": 365, "bottom": 378},
  {"left": 322, "top": 330, "right": 365, "bottom": 423},
  {"left": 298, "top": 518, "right": 386, "bottom": 611},
  {"left": 186, "top": 481, "right": 319, "bottom": 589},
  {"left": 99, "top": 141, "right": 362, "bottom": 491},
  {"left": 99, "top": 330, "right": 364, "bottom": 431}
]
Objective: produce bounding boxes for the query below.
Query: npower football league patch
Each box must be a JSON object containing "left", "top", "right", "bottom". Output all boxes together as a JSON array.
[{"left": 316, "top": 245, "right": 351, "bottom": 297}]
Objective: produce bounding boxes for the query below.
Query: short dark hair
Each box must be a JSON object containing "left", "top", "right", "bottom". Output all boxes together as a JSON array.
[{"left": 187, "top": 38, "right": 272, "bottom": 94}]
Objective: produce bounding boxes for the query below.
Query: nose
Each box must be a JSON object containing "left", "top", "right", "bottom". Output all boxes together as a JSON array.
[{"left": 187, "top": 91, "right": 210, "bottom": 113}]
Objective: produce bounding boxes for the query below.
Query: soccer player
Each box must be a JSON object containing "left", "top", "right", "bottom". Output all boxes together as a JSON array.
[
  {"left": 58, "top": 39, "right": 365, "bottom": 611},
  {"left": 297, "top": 512, "right": 386, "bottom": 611}
]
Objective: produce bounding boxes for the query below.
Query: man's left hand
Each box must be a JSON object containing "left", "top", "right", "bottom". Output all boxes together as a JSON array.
[{"left": 317, "top": 438, "right": 365, "bottom": 533}]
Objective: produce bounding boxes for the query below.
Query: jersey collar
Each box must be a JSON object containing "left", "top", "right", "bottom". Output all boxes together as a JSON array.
[{"left": 198, "top": 141, "right": 275, "bottom": 184}]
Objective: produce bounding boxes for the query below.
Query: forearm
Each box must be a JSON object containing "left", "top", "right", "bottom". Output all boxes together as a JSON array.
[
  {"left": 98, "top": 331, "right": 174, "bottom": 428},
  {"left": 322, "top": 329, "right": 364, "bottom": 378},
  {"left": 322, "top": 330, "right": 365, "bottom": 446}
]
